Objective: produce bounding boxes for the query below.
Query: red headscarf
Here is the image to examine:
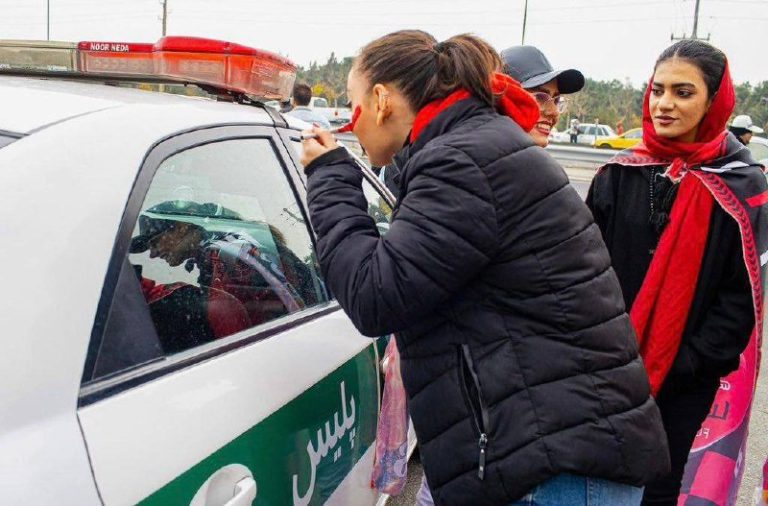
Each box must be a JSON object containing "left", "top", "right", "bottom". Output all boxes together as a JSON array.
[
  {"left": 410, "top": 72, "right": 539, "bottom": 143},
  {"left": 628, "top": 60, "right": 736, "bottom": 396}
]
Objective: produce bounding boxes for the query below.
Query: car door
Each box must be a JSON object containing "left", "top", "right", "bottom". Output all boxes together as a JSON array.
[
  {"left": 78, "top": 125, "right": 384, "bottom": 506},
  {"left": 277, "top": 128, "right": 395, "bottom": 361}
]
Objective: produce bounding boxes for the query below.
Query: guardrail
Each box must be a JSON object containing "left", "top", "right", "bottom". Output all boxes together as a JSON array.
[
  {"left": 545, "top": 144, "right": 619, "bottom": 167},
  {"left": 336, "top": 134, "right": 619, "bottom": 169}
]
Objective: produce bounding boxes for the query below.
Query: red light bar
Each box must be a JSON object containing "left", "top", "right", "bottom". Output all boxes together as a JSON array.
[
  {"left": 78, "top": 41, "right": 154, "bottom": 75},
  {"left": 76, "top": 36, "right": 297, "bottom": 100}
]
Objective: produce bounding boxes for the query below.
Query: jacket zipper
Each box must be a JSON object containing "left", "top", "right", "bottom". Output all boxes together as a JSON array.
[{"left": 459, "top": 344, "right": 490, "bottom": 480}]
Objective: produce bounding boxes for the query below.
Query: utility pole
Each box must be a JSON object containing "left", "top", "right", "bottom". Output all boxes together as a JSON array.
[
  {"left": 691, "top": 0, "right": 702, "bottom": 38},
  {"left": 161, "top": 0, "right": 168, "bottom": 36},
  {"left": 46, "top": 0, "right": 50, "bottom": 40},
  {"left": 521, "top": 0, "right": 529, "bottom": 45},
  {"left": 672, "top": 0, "right": 710, "bottom": 40}
]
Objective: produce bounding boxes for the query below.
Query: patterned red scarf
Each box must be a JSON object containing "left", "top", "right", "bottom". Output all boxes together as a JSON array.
[
  {"left": 410, "top": 72, "right": 539, "bottom": 143},
  {"left": 621, "top": 62, "right": 735, "bottom": 395}
]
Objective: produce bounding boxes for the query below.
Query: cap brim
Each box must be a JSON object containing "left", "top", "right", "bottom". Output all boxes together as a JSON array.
[
  {"left": 748, "top": 125, "right": 764, "bottom": 134},
  {"left": 130, "top": 235, "right": 150, "bottom": 254},
  {"left": 521, "top": 68, "right": 585, "bottom": 95}
]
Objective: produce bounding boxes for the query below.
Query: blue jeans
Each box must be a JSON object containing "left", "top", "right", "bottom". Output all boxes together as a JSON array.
[{"left": 509, "top": 473, "right": 643, "bottom": 506}]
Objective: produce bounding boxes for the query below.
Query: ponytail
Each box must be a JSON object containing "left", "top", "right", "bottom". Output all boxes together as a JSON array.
[{"left": 356, "top": 30, "right": 501, "bottom": 111}]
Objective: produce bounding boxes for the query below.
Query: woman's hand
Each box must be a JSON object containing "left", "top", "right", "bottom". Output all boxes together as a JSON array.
[{"left": 301, "top": 126, "right": 340, "bottom": 167}]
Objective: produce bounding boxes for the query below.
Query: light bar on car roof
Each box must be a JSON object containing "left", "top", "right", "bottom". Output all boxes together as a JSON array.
[
  {"left": 76, "top": 36, "right": 297, "bottom": 100},
  {"left": 77, "top": 41, "right": 154, "bottom": 75}
]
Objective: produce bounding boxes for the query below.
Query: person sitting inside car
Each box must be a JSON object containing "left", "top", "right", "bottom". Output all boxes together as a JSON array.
[
  {"left": 131, "top": 200, "right": 308, "bottom": 327},
  {"left": 134, "top": 263, "right": 250, "bottom": 353}
]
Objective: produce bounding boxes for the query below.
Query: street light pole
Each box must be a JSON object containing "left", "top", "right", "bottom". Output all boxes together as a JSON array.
[
  {"left": 521, "top": 0, "right": 529, "bottom": 45},
  {"left": 46, "top": 0, "right": 50, "bottom": 40}
]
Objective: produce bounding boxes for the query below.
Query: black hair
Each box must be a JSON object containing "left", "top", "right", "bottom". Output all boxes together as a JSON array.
[
  {"left": 292, "top": 83, "right": 313, "bottom": 106},
  {"left": 356, "top": 30, "right": 501, "bottom": 111},
  {"left": 655, "top": 39, "right": 726, "bottom": 99}
]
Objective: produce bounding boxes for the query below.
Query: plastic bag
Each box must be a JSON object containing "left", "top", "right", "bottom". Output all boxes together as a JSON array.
[{"left": 371, "top": 337, "right": 409, "bottom": 495}]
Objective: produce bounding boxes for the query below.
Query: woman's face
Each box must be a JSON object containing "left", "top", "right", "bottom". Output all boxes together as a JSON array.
[
  {"left": 650, "top": 58, "right": 711, "bottom": 143},
  {"left": 527, "top": 79, "right": 561, "bottom": 148},
  {"left": 347, "top": 66, "right": 415, "bottom": 167}
]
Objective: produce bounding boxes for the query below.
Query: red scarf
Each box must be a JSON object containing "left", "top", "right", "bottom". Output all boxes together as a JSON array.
[
  {"left": 410, "top": 72, "right": 539, "bottom": 143},
  {"left": 629, "top": 62, "right": 735, "bottom": 396}
]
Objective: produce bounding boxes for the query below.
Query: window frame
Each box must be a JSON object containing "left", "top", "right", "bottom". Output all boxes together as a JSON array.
[
  {"left": 278, "top": 130, "right": 395, "bottom": 206},
  {"left": 80, "top": 124, "right": 338, "bottom": 404}
]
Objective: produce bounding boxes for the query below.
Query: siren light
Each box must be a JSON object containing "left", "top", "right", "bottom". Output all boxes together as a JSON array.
[{"left": 77, "top": 36, "right": 297, "bottom": 100}]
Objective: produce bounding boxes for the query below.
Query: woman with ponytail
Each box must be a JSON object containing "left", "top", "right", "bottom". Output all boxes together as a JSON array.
[
  {"left": 587, "top": 40, "right": 767, "bottom": 505},
  {"left": 302, "top": 30, "right": 669, "bottom": 505}
]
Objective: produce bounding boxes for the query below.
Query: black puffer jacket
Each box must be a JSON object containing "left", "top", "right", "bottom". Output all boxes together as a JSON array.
[{"left": 306, "top": 98, "right": 669, "bottom": 505}]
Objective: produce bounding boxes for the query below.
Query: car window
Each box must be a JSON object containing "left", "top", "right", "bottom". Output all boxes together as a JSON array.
[
  {"left": 313, "top": 98, "right": 328, "bottom": 108},
  {"left": 586, "top": 126, "right": 598, "bottom": 135},
  {"left": 748, "top": 141, "right": 768, "bottom": 162},
  {"left": 336, "top": 134, "right": 367, "bottom": 162},
  {"left": 87, "top": 138, "right": 329, "bottom": 381},
  {"left": 627, "top": 130, "right": 643, "bottom": 139},
  {"left": 289, "top": 139, "right": 392, "bottom": 229}
]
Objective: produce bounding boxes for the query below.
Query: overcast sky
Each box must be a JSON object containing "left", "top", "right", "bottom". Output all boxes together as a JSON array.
[{"left": 1, "top": 0, "right": 766, "bottom": 86}]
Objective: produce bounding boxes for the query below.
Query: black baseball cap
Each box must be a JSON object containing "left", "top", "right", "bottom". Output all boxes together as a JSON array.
[
  {"left": 130, "top": 201, "right": 242, "bottom": 254},
  {"left": 501, "top": 45, "right": 585, "bottom": 94}
]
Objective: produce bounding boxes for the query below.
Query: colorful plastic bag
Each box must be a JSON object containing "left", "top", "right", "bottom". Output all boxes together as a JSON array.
[
  {"left": 678, "top": 330, "right": 760, "bottom": 505},
  {"left": 371, "top": 337, "right": 409, "bottom": 495}
]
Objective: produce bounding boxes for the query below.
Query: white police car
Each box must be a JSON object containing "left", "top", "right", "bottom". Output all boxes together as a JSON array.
[{"left": 0, "top": 36, "right": 400, "bottom": 506}]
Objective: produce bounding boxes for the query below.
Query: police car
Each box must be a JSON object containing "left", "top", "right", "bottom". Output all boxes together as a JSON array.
[{"left": 0, "top": 36, "right": 401, "bottom": 506}]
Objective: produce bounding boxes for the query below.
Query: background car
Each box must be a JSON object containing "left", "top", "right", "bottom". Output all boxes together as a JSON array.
[
  {"left": 0, "top": 37, "right": 405, "bottom": 506},
  {"left": 748, "top": 136, "right": 768, "bottom": 168},
  {"left": 595, "top": 127, "right": 643, "bottom": 150},
  {"left": 550, "top": 123, "right": 617, "bottom": 146},
  {"left": 309, "top": 96, "right": 353, "bottom": 125}
]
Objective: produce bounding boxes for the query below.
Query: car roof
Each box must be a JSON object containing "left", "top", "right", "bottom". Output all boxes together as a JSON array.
[
  {"left": 749, "top": 136, "right": 768, "bottom": 146},
  {"left": 0, "top": 75, "right": 279, "bottom": 135}
]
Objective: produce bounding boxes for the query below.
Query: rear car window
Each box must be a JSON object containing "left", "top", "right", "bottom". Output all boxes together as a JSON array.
[{"left": 86, "top": 137, "right": 329, "bottom": 381}]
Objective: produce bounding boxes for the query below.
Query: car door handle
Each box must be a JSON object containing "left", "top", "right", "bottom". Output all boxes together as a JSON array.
[
  {"left": 222, "top": 477, "right": 257, "bottom": 506},
  {"left": 190, "top": 464, "right": 256, "bottom": 506}
]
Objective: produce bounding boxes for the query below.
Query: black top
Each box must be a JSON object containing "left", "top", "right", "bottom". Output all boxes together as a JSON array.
[
  {"left": 306, "top": 97, "right": 669, "bottom": 505},
  {"left": 587, "top": 160, "right": 755, "bottom": 381}
]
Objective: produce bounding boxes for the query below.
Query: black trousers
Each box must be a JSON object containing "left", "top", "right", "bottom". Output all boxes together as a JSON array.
[{"left": 641, "top": 374, "right": 721, "bottom": 506}]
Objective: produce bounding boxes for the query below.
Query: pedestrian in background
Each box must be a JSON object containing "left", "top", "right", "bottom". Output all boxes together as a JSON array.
[
  {"left": 500, "top": 45, "right": 585, "bottom": 147},
  {"left": 301, "top": 30, "right": 669, "bottom": 506},
  {"left": 569, "top": 118, "right": 580, "bottom": 144},
  {"left": 587, "top": 39, "right": 767, "bottom": 505},
  {"left": 286, "top": 82, "right": 331, "bottom": 129},
  {"left": 728, "top": 114, "right": 764, "bottom": 145}
]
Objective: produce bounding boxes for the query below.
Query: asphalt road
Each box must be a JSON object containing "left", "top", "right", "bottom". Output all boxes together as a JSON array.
[{"left": 389, "top": 168, "right": 767, "bottom": 506}]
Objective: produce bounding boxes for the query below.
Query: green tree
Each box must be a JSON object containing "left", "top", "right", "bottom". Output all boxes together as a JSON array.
[{"left": 298, "top": 53, "right": 768, "bottom": 133}]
